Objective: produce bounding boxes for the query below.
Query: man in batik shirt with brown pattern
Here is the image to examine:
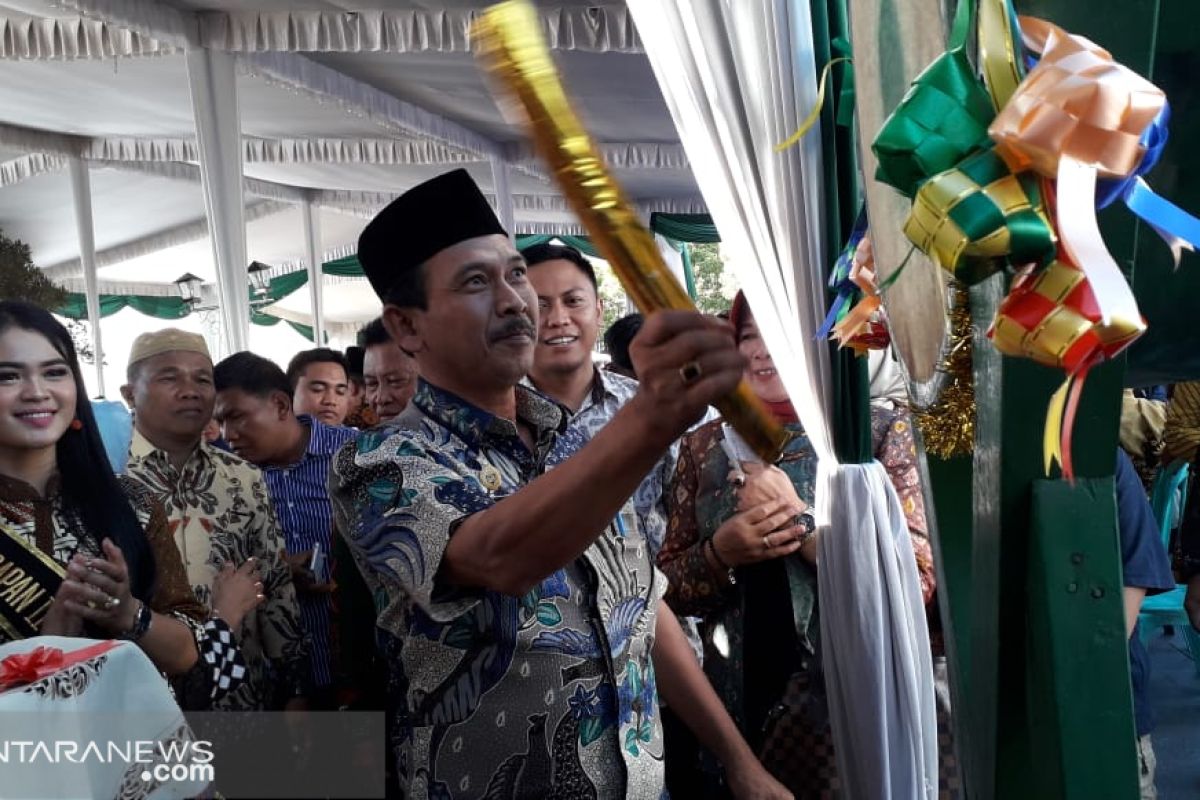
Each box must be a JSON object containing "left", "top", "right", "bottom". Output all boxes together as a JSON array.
[{"left": 122, "top": 329, "right": 310, "bottom": 711}]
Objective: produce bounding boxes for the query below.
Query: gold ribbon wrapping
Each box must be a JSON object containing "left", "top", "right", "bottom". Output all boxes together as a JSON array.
[
  {"left": 472, "top": 0, "right": 788, "bottom": 462},
  {"left": 977, "top": 0, "right": 1024, "bottom": 110}
]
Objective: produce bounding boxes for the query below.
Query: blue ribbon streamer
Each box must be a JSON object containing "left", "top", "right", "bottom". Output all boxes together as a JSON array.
[
  {"left": 816, "top": 207, "right": 870, "bottom": 340},
  {"left": 1097, "top": 103, "right": 1170, "bottom": 209},
  {"left": 1124, "top": 179, "right": 1200, "bottom": 248},
  {"left": 1096, "top": 102, "right": 1200, "bottom": 251}
]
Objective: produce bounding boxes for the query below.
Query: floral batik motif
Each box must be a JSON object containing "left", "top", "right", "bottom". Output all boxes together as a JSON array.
[{"left": 330, "top": 380, "right": 667, "bottom": 799}]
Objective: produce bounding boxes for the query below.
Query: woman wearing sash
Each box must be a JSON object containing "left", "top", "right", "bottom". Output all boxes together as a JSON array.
[{"left": 0, "top": 301, "right": 257, "bottom": 705}]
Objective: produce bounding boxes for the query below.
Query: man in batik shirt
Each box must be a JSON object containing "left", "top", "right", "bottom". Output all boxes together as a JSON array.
[
  {"left": 213, "top": 351, "right": 357, "bottom": 708},
  {"left": 522, "top": 241, "right": 714, "bottom": 797},
  {"left": 329, "top": 169, "right": 789, "bottom": 800},
  {"left": 122, "top": 329, "right": 309, "bottom": 710}
]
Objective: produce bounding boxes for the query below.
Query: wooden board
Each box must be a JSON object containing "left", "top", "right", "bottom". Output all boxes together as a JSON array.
[{"left": 847, "top": 0, "right": 952, "bottom": 392}]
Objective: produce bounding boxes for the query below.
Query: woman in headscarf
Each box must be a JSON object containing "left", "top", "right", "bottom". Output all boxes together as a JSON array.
[
  {"left": 657, "top": 292, "right": 936, "bottom": 797},
  {"left": 0, "top": 301, "right": 257, "bottom": 706}
]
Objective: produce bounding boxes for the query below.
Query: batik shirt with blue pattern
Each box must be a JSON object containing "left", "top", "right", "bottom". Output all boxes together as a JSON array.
[
  {"left": 329, "top": 380, "right": 668, "bottom": 800},
  {"left": 530, "top": 369, "right": 677, "bottom": 554}
]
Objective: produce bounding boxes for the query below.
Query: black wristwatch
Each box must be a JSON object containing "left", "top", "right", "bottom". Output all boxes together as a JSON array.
[
  {"left": 120, "top": 600, "right": 153, "bottom": 642},
  {"left": 796, "top": 512, "right": 817, "bottom": 545}
]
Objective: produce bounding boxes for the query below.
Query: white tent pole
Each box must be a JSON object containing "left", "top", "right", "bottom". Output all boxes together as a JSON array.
[
  {"left": 185, "top": 48, "right": 249, "bottom": 356},
  {"left": 301, "top": 196, "right": 324, "bottom": 345},
  {"left": 67, "top": 156, "right": 104, "bottom": 398},
  {"left": 489, "top": 157, "right": 516, "bottom": 236}
]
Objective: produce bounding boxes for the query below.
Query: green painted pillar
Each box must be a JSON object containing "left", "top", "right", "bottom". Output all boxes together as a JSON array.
[{"left": 955, "top": 2, "right": 1163, "bottom": 797}]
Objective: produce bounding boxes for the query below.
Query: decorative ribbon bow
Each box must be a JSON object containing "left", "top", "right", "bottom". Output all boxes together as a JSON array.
[
  {"left": 872, "top": 0, "right": 994, "bottom": 198},
  {"left": 989, "top": 249, "right": 1146, "bottom": 477},
  {"left": 988, "top": 18, "right": 1163, "bottom": 327},
  {"left": 904, "top": 147, "right": 1056, "bottom": 284},
  {"left": 0, "top": 641, "right": 119, "bottom": 692}
]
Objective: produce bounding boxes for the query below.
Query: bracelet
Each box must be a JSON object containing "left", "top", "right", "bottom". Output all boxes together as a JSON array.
[
  {"left": 120, "top": 600, "right": 153, "bottom": 642},
  {"left": 795, "top": 512, "right": 818, "bottom": 547},
  {"left": 705, "top": 537, "right": 737, "bottom": 586}
]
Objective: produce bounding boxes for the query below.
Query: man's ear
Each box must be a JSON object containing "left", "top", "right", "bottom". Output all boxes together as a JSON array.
[
  {"left": 382, "top": 305, "right": 423, "bottom": 359},
  {"left": 269, "top": 390, "right": 293, "bottom": 421},
  {"left": 119, "top": 384, "right": 135, "bottom": 410}
]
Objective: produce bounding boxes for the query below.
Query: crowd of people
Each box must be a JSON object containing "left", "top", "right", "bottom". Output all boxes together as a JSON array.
[{"left": 0, "top": 167, "right": 1190, "bottom": 799}]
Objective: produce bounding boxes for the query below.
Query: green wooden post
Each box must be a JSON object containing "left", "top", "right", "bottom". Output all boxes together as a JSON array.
[{"left": 961, "top": 2, "right": 1162, "bottom": 796}]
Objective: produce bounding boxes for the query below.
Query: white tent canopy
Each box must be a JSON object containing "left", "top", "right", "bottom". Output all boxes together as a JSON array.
[{"left": 0, "top": 0, "right": 707, "bottom": 386}]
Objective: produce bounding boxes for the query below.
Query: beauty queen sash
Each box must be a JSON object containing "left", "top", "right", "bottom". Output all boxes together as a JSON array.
[{"left": 0, "top": 520, "right": 64, "bottom": 642}]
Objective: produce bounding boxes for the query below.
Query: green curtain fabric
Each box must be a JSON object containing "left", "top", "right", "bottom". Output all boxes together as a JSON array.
[
  {"left": 649, "top": 212, "right": 720, "bottom": 243},
  {"left": 814, "top": 0, "right": 871, "bottom": 464},
  {"left": 57, "top": 294, "right": 190, "bottom": 321}
]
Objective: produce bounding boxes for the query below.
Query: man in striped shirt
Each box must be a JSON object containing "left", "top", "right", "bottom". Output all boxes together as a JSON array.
[{"left": 213, "top": 351, "right": 358, "bottom": 707}]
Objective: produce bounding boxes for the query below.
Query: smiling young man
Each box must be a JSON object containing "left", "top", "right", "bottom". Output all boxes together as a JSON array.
[
  {"left": 328, "top": 169, "right": 789, "bottom": 800},
  {"left": 121, "top": 329, "right": 309, "bottom": 710},
  {"left": 523, "top": 242, "right": 707, "bottom": 796}
]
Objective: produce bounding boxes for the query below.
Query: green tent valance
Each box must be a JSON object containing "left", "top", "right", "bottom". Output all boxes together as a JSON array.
[
  {"left": 649, "top": 213, "right": 720, "bottom": 243},
  {"left": 56, "top": 294, "right": 190, "bottom": 321},
  {"left": 54, "top": 227, "right": 706, "bottom": 330}
]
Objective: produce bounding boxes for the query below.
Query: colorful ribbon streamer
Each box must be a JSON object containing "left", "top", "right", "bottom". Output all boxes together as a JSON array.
[
  {"left": 904, "top": 147, "right": 1056, "bottom": 284},
  {"left": 816, "top": 208, "right": 870, "bottom": 341},
  {"left": 831, "top": 238, "right": 888, "bottom": 354},
  {"left": 977, "top": 0, "right": 1027, "bottom": 110},
  {"left": 776, "top": 57, "right": 853, "bottom": 153},
  {"left": 989, "top": 18, "right": 1163, "bottom": 324}
]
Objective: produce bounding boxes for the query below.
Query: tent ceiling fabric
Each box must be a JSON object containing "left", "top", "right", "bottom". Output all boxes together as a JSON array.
[{"left": 0, "top": 0, "right": 702, "bottom": 299}]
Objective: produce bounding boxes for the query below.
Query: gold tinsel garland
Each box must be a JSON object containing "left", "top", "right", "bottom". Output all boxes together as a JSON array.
[{"left": 915, "top": 281, "right": 976, "bottom": 458}]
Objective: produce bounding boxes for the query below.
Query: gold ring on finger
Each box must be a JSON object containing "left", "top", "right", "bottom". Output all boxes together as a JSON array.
[
  {"left": 679, "top": 360, "right": 703, "bottom": 385},
  {"left": 86, "top": 599, "right": 98, "bottom": 610},
  {"left": 762, "top": 534, "right": 772, "bottom": 550}
]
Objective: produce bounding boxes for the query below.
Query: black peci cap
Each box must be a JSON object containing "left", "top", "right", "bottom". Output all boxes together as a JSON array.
[{"left": 356, "top": 168, "right": 508, "bottom": 299}]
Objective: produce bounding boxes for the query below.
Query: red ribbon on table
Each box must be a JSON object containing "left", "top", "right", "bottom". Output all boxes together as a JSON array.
[{"left": 0, "top": 641, "right": 120, "bottom": 692}]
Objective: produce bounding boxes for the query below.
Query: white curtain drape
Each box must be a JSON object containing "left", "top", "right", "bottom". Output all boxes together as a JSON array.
[{"left": 628, "top": 2, "right": 938, "bottom": 797}]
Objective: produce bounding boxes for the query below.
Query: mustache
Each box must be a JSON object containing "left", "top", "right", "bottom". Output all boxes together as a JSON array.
[{"left": 490, "top": 318, "right": 536, "bottom": 341}]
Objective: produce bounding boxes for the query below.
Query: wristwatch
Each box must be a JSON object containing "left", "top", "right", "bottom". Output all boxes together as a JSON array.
[
  {"left": 119, "top": 600, "right": 153, "bottom": 642},
  {"left": 796, "top": 512, "right": 817, "bottom": 546}
]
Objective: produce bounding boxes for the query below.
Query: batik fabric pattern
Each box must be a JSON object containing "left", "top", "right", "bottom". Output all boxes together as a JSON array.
[
  {"left": 125, "top": 432, "right": 310, "bottom": 709},
  {"left": 329, "top": 380, "right": 668, "bottom": 800},
  {"left": 657, "top": 409, "right": 935, "bottom": 795},
  {"left": 0, "top": 472, "right": 246, "bottom": 704}
]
